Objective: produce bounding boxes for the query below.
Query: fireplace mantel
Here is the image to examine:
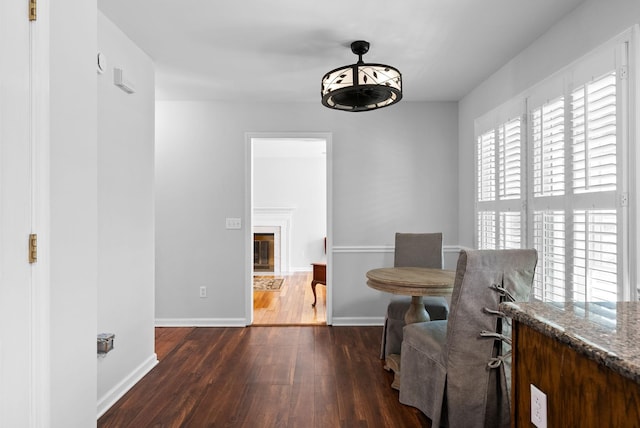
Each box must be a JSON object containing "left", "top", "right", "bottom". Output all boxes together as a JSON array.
[{"left": 253, "top": 207, "right": 295, "bottom": 274}]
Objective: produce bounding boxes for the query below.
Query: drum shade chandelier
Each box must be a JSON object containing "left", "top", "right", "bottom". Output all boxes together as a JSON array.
[{"left": 321, "top": 40, "right": 402, "bottom": 112}]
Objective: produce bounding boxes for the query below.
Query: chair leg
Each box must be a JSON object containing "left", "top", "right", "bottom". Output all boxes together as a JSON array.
[{"left": 384, "top": 353, "right": 402, "bottom": 390}]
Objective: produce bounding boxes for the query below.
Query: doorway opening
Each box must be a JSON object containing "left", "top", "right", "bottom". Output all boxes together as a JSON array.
[{"left": 247, "top": 134, "right": 331, "bottom": 325}]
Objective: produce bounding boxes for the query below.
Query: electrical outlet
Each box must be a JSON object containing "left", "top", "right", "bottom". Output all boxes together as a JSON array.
[
  {"left": 199, "top": 286, "right": 207, "bottom": 298},
  {"left": 531, "top": 384, "right": 547, "bottom": 428}
]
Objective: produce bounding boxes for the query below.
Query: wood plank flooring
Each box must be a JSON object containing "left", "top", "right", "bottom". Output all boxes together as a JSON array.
[
  {"left": 253, "top": 271, "right": 326, "bottom": 325},
  {"left": 98, "top": 326, "right": 430, "bottom": 428}
]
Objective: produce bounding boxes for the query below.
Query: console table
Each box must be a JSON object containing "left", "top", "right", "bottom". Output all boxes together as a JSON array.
[{"left": 310, "top": 262, "right": 326, "bottom": 307}]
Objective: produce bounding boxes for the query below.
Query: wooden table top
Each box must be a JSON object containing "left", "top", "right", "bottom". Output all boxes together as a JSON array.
[{"left": 366, "top": 267, "right": 456, "bottom": 296}]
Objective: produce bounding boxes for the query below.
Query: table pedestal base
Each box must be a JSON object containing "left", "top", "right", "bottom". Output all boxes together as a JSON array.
[{"left": 404, "top": 296, "right": 431, "bottom": 324}]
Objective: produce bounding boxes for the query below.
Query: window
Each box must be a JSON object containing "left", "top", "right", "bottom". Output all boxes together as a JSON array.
[{"left": 475, "top": 37, "right": 631, "bottom": 303}]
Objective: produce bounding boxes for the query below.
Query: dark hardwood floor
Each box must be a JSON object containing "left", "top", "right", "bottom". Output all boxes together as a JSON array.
[{"left": 98, "top": 326, "right": 430, "bottom": 428}]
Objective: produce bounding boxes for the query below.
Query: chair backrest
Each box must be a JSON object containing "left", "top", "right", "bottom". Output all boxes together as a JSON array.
[
  {"left": 444, "top": 249, "right": 537, "bottom": 428},
  {"left": 394, "top": 232, "right": 443, "bottom": 269}
]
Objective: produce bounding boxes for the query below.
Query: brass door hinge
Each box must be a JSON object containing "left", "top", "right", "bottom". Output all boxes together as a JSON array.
[
  {"left": 29, "top": 0, "right": 36, "bottom": 21},
  {"left": 29, "top": 233, "right": 37, "bottom": 263}
]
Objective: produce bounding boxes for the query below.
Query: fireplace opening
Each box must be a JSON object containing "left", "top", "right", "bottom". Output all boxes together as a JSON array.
[{"left": 254, "top": 233, "right": 275, "bottom": 272}]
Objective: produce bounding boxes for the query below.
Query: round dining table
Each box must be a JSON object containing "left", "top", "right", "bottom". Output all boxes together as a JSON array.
[
  {"left": 367, "top": 266, "right": 456, "bottom": 389},
  {"left": 366, "top": 266, "right": 456, "bottom": 324}
]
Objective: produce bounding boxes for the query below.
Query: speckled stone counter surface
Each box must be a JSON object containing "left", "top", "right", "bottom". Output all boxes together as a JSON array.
[{"left": 500, "top": 301, "right": 640, "bottom": 384}]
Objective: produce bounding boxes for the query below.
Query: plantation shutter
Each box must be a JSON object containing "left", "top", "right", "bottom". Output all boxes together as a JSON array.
[
  {"left": 532, "top": 97, "right": 565, "bottom": 197},
  {"left": 477, "top": 131, "right": 496, "bottom": 203},
  {"left": 532, "top": 211, "right": 566, "bottom": 301},
  {"left": 530, "top": 95, "right": 567, "bottom": 300},
  {"left": 571, "top": 71, "right": 617, "bottom": 194},
  {"left": 573, "top": 210, "right": 617, "bottom": 302},
  {"left": 500, "top": 211, "right": 522, "bottom": 249},
  {"left": 499, "top": 119, "right": 522, "bottom": 200},
  {"left": 477, "top": 211, "right": 496, "bottom": 249},
  {"left": 475, "top": 113, "right": 524, "bottom": 250},
  {"left": 530, "top": 69, "right": 621, "bottom": 303}
]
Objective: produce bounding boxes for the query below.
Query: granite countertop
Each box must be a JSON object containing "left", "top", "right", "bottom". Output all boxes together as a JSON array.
[{"left": 500, "top": 301, "right": 640, "bottom": 384}]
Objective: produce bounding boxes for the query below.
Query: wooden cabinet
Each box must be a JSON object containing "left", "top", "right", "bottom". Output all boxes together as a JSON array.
[{"left": 511, "top": 317, "right": 640, "bottom": 427}]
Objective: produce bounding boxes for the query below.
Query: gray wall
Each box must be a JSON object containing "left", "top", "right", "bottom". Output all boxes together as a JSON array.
[
  {"left": 97, "top": 12, "right": 156, "bottom": 416},
  {"left": 155, "top": 101, "right": 459, "bottom": 325}
]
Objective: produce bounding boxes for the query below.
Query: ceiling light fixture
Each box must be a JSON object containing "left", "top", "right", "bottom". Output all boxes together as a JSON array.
[{"left": 321, "top": 40, "right": 402, "bottom": 112}]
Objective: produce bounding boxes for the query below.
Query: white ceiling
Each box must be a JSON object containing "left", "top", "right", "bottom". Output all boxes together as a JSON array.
[{"left": 98, "top": 0, "right": 586, "bottom": 103}]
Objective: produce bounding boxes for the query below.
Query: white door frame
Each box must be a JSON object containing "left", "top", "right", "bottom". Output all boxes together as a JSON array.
[
  {"left": 0, "top": 0, "right": 50, "bottom": 425},
  {"left": 244, "top": 132, "right": 333, "bottom": 325}
]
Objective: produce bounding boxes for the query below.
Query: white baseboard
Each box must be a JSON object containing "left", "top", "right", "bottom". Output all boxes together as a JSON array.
[
  {"left": 97, "top": 353, "right": 158, "bottom": 419},
  {"left": 155, "top": 318, "right": 247, "bottom": 327},
  {"left": 331, "top": 317, "right": 385, "bottom": 326}
]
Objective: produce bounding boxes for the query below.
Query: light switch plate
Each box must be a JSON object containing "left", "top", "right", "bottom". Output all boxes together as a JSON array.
[
  {"left": 531, "top": 384, "right": 547, "bottom": 428},
  {"left": 225, "top": 217, "right": 241, "bottom": 229}
]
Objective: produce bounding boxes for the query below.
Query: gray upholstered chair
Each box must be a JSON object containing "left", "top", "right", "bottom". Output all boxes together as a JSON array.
[
  {"left": 399, "top": 249, "right": 537, "bottom": 428},
  {"left": 380, "top": 232, "right": 450, "bottom": 360}
]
